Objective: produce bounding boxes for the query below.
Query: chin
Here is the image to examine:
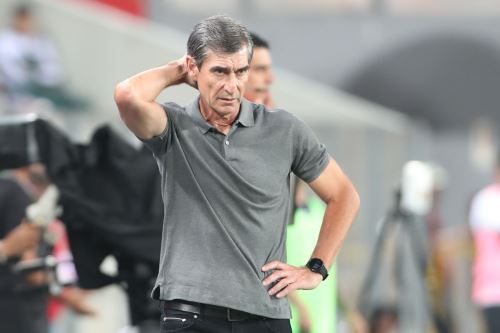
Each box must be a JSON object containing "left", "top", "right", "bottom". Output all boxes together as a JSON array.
[{"left": 213, "top": 105, "right": 238, "bottom": 116}]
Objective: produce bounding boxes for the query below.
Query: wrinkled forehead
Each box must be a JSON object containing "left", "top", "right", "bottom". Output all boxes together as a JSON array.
[{"left": 202, "top": 47, "right": 250, "bottom": 69}]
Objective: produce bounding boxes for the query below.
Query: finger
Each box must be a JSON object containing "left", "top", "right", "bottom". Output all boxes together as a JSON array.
[
  {"left": 262, "top": 260, "right": 287, "bottom": 272},
  {"left": 262, "top": 270, "right": 289, "bottom": 286},
  {"left": 276, "top": 282, "right": 297, "bottom": 299},
  {"left": 268, "top": 277, "right": 296, "bottom": 296}
]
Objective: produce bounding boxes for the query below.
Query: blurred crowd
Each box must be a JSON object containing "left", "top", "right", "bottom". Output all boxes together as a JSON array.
[{"left": 0, "top": 4, "right": 88, "bottom": 116}]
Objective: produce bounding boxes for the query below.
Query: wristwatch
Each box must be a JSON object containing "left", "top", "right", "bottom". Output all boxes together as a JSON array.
[{"left": 306, "top": 258, "right": 329, "bottom": 281}]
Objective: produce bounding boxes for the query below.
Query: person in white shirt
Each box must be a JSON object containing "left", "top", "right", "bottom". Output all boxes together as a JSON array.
[
  {"left": 469, "top": 155, "right": 500, "bottom": 333},
  {"left": 0, "top": 5, "right": 87, "bottom": 111}
]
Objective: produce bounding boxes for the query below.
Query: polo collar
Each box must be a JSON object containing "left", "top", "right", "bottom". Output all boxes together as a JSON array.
[
  {"left": 186, "top": 96, "right": 255, "bottom": 134},
  {"left": 236, "top": 99, "right": 255, "bottom": 128}
]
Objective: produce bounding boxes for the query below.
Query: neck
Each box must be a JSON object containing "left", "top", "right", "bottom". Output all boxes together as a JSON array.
[{"left": 199, "top": 100, "right": 239, "bottom": 135}]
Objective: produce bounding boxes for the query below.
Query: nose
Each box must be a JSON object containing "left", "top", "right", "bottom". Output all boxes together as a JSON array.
[{"left": 224, "top": 74, "right": 238, "bottom": 95}]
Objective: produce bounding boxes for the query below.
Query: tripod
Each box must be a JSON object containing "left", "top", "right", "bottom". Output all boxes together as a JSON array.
[{"left": 358, "top": 190, "right": 439, "bottom": 333}]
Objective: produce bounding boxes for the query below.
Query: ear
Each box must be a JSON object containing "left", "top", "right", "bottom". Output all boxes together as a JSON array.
[{"left": 186, "top": 55, "right": 199, "bottom": 81}]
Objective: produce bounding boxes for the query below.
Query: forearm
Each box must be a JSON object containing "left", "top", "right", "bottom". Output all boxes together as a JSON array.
[
  {"left": 0, "top": 239, "right": 15, "bottom": 258},
  {"left": 117, "top": 60, "right": 185, "bottom": 103},
  {"left": 115, "top": 58, "right": 189, "bottom": 138},
  {"left": 1, "top": 237, "right": 32, "bottom": 259},
  {"left": 311, "top": 185, "right": 360, "bottom": 269},
  {"left": 0, "top": 220, "right": 41, "bottom": 259}
]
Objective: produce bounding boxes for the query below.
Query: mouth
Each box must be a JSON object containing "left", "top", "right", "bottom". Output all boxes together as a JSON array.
[{"left": 218, "top": 97, "right": 238, "bottom": 104}]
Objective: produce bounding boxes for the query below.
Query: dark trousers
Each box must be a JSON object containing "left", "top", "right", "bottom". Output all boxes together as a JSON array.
[
  {"left": 160, "top": 307, "right": 292, "bottom": 333},
  {"left": 483, "top": 306, "right": 500, "bottom": 333}
]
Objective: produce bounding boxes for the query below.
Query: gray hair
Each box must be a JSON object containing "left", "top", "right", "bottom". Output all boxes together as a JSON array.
[{"left": 187, "top": 15, "right": 253, "bottom": 68}]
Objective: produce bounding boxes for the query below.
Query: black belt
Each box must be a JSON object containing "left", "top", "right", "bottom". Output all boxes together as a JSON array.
[{"left": 162, "top": 299, "right": 262, "bottom": 322}]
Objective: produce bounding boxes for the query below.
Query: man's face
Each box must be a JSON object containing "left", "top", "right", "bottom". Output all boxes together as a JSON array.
[
  {"left": 245, "top": 47, "right": 274, "bottom": 105},
  {"left": 14, "top": 13, "right": 35, "bottom": 34},
  {"left": 190, "top": 48, "right": 250, "bottom": 118}
]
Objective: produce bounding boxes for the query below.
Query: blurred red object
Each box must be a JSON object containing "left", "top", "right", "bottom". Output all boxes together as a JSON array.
[{"left": 93, "top": 0, "right": 147, "bottom": 17}]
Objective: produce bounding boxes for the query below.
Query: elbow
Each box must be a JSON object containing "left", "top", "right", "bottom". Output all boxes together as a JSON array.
[
  {"left": 340, "top": 181, "right": 361, "bottom": 215},
  {"left": 114, "top": 80, "right": 136, "bottom": 115},
  {"left": 326, "top": 180, "right": 360, "bottom": 214},
  {"left": 351, "top": 185, "right": 361, "bottom": 214}
]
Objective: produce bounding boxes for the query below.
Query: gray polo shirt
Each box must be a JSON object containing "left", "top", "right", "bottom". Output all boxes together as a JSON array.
[{"left": 142, "top": 96, "right": 330, "bottom": 319}]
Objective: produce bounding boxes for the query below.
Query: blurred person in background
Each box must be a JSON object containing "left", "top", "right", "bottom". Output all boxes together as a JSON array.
[
  {"left": 1, "top": 165, "right": 96, "bottom": 333},
  {"left": 0, "top": 176, "right": 46, "bottom": 333},
  {"left": 424, "top": 165, "right": 455, "bottom": 333},
  {"left": 115, "top": 15, "right": 359, "bottom": 333},
  {"left": 244, "top": 32, "right": 275, "bottom": 108},
  {"left": 0, "top": 4, "right": 88, "bottom": 112},
  {"left": 469, "top": 153, "right": 500, "bottom": 333},
  {"left": 14, "top": 164, "right": 97, "bottom": 333},
  {"left": 0, "top": 118, "right": 160, "bottom": 333}
]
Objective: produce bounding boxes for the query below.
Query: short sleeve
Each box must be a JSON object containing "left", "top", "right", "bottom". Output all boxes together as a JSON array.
[
  {"left": 139, "top": 104, "right": 174, "bottom": 156},
  {"left": 291, "top": 115, "right": 330, "bottom": 183}
]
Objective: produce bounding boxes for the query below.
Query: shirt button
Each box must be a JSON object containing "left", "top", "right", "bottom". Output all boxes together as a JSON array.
[{"left": 225, "top": 140, "right": 230, "bottom": 146}]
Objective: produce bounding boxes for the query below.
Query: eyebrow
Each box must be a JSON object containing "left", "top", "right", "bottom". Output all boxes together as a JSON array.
[
  {"left": 210, "top": 65, "right": 250, "bottom": 74},
  {"left": 236, "top": 65, "right": 250, "bottom": 73}
]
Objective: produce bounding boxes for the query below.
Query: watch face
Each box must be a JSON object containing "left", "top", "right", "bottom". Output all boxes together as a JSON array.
[{"left": 308, "top": 259, "right": 323, "bottom": 271}]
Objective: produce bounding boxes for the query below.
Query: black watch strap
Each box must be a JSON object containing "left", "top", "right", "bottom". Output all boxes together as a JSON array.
[{"left": 306, "top": 258, "right": 329, "bottom": 281}]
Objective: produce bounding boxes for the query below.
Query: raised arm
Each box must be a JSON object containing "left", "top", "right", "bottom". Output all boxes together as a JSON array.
[{"left": 114, "top": 56, "right": 196, "bottom": 139}]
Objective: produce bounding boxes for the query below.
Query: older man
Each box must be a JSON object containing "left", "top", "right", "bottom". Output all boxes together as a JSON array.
[{"left": 115, "top": 15, "right": 359, "bottom": 333}]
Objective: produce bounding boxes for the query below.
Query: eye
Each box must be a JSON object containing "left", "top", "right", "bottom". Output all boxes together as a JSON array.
[
  {"left": 212, "top": 68, "right": 225, "bottom": 75},
  {"left": 236, "top": 68, "right": 249, "bottom": 76}
]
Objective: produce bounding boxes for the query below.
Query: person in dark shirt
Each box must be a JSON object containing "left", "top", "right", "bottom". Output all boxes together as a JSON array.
[{"left": 0, "top": 177, "right": 47, "bottom": 333}]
